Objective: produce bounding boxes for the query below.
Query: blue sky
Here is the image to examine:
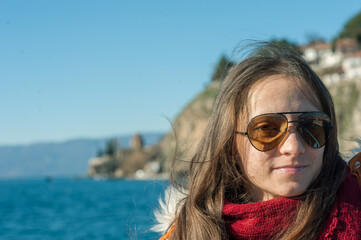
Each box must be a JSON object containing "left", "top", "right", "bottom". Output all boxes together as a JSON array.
[{"left": 1, "top": 0, "right": 360, "bottom": 145}]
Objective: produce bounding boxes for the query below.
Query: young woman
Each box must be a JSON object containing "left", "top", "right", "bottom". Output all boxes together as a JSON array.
[{"left": 154, "top": 42, "right": 361, "bottom": 240}]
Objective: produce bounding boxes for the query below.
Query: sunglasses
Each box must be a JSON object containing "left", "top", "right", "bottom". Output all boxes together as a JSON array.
[{"left": 235, "top": 111, "right": 334, "bottom": 152}]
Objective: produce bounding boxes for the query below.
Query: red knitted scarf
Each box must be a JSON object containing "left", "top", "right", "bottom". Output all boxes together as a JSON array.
[{"left": 223, "top": 170, "right": 361, "bottom": 240}]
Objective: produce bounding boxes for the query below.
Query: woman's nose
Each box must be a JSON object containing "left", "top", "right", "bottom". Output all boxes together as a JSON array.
[{"left": 279, "top": 126, "right": 306, "bottom": 156}]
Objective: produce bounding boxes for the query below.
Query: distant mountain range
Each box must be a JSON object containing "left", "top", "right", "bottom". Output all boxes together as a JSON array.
[{"left": 0, "top": 133, "right": 164, "bottom": 179}]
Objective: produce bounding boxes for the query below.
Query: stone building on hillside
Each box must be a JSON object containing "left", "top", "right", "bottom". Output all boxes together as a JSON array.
[
  {"left": 343, "top": 51, "right": 361, "bottom": 80},
  {"left": 301, "top": 41, "right": 332, "bottom": 66},
  {"left": 88, "top": 133, "right": 164, "bottom": 179},
  {"left": 335, "top": 38, "right": 358, "bottom": 54},
  {"left": 130, "top": 133, "right": 144, "bottom": 150},
  {"left": 301, "top": 38, "right": 361, "bottom": 85}
]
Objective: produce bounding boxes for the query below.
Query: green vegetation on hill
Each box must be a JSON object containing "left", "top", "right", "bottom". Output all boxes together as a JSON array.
[
  {"left": 211, "top": 55, "right": 235, "bottom": 82},
  {"left": 337, "top": 10, "right": 361, "bottom": 45},
  {"left": 270, "top": 38, "right": 301, "bottom": 55}
]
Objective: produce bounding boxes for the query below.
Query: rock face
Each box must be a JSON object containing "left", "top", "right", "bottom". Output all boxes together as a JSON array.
[
  {"left": 327, "top": 78, "right": 361, "bottom": 154},
  {"left": 158, "top": 81, "right": 221, "bottom": 172}
]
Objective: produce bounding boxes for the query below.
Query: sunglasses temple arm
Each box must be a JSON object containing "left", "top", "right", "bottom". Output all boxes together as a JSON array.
[{"left": 235, "top": 131, "right": 248, "bottom": 136}]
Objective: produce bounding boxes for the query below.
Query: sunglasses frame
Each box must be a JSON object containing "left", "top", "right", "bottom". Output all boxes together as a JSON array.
[{"left": 235, "top": 111, "right": 334, "bottom": 152}]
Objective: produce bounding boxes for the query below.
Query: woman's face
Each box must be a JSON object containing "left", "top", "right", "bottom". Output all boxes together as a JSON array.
[{"left": 236, "top": 75, "right": 324, "bottom": 202}]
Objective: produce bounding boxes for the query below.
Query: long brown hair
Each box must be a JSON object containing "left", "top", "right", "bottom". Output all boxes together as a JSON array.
[{"left": 170, "top": 42, "right": 346, "bottom": 240}]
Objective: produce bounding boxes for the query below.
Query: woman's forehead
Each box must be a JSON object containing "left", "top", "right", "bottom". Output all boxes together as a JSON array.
[{"left": 244, "top": 75, "right": 321, "bottom": 119}]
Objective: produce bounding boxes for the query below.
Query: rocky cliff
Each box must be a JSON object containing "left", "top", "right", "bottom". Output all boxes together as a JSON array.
[
  {"left": 328, "top": 78, "right": 361, "bottom": 154},
  {"left": 158, "top": 81, "right": 221, "bottom": 173}
]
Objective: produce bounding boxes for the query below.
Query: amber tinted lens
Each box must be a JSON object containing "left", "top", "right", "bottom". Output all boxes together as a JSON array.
[
  {"left": 247, "top": 114, "right": 288, "bottom": 151},
  {"left": 298, "top": 112, "right": 331, "bottom": 148}
]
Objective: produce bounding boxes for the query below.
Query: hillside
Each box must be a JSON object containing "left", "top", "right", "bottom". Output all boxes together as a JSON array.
[
  {"left": 327, "top": 79, "right": 361, "bottom": 153},
  {"left": 158, "top": 81, "right": 220, "bottom": 172}
]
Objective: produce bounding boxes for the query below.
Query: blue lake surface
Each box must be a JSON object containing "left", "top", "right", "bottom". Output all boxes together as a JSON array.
[{"left": 0, "top": 178, "right": 169, "bottom": 240}]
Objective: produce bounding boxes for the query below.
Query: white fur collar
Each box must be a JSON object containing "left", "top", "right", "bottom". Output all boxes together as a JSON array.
[{"left": 152, "top": 186, "right": 187, "bottom": 234}]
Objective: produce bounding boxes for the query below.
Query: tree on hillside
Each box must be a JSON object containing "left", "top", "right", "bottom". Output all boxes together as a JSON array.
[
  {"left": 337, "top": 11, "right": 361, "bottom": 45},
  {"left": 96, "top": 149, "right": 104, "bottom": 157},
  {"left": 212, "top": 40, "right": 300, "bottom": 82},
  {"left": 211, "top": 55, "right": 235, "bottom": 81},
  {"left": 251, "top": 39, "right": 301, "bottom": 58},
  {"left": 105, "top": 138, "right": 118, "bottom": 157},
  {"left": 270, "top": 38, "right": 301, "bottom": 55},
  {"left": 305, "top": 33, "right": 325, "bottom": 45}
]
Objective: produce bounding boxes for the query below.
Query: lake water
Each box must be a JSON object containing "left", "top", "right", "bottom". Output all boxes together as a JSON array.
[{"left": 0, "top": 178, "right": 169, "bottom": 240}]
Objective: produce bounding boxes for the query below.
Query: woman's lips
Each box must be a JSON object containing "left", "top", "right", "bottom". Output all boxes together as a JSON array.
[{"left": 274, "top": 166, "right": 307, "bottom": 174}]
